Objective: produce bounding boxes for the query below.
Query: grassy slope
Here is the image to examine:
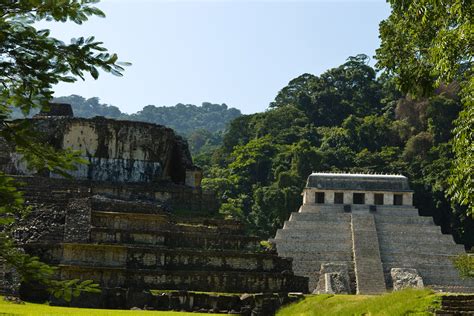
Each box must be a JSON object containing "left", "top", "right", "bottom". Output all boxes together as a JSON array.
[
  {"left": 0, "top": 296, "right": 219, "bottom": 316},
  {"left": 277, "top": 289, "right": 441, "bottom": 316}
]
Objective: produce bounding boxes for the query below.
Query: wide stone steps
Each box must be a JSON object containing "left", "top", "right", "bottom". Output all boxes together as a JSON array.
[
  {"left": 92, "top": 211, "right": 169, "bottom": 231},
  {"left": 382, "top": 263, "right": 463, "bottom": 278},
  {"left": 376, "top": 222, "right": 442, "bottom": 234},
  {"left": 275, "top": 225, "right": 350, "bottom": 237},
  {"left": 274, "top": 231, "right": 346, "bottom": 241},
  {"left": 60, "top": 243, "right": 291, "bottom": 272},
  {"left": 439, "top": 295, "right": 474, "bottom": 313},
  {"left": 382, "top": 255, "right": 459, "bottom": 267},
  {"left": 90, "top": 197, "right": 242, "bottom": 231},
  {"left": 276, "top": 241, "right": 352, "bottom": 253},
  {"left": 298, "top": 205, "right": 346, "bottom": 213},
  {"left": 272, "top": 234, "right": 351, "bottom": 243},
  {"left": 91, "top": 228, "right": 165, "bottom": 246},
  {"left": 371, "top": 206, "right": 419, "bottom": 213},
  {"left": 90, "top": 198, "right": 166, "bottom": 214},
  {"left": 282, "top": 220, "right": 350, "bottom": 229},
  {"left": 372, "top": 208, "right": 421, "bottom": 216},
  {"left": 374, "top": 215, "right": 434, "bottom": 225},
  {"left": 423, "top": 275, "right": 474, "bottom": 288},
  {"left": 380, "top": 252, "right": 464, "bottom": 266},
  {"left": 419, "top": 271, "right": 472, "bottom": 285},
  {"left": 90, "top": 228, "right": 261, "bottom": 251},
  {"left": 289, "top": 212, "right": 351, "bottom": 222},
  {"left": 278, "top": 251, "right": 353, "bottom": 262},
  {"left": 377, "top": 230, "right": 459, "bottom": 243},
  {"left": 291, "top": 260, "right": 354, "bottom": 270},
  {"left": 91, "top": 211, "right": 240, "bottom": 235},
  {"left": 379, "top": 241, "right": 465, "bottom": 254},
  {"left": 58, "top": 265, "right": 309, "bottom": 293},
  {"left": 378, "top": 233, "right": 456, "bottom": 245},
  {"left": 275, "top": 228, "right": 351, "bottom": 239}
]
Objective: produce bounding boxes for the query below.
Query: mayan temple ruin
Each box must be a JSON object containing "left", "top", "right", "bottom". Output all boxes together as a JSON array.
[
  {"left": 0, "top": 104, "right": 307, "bottom": 314},
  {"left": 1, "top": 103, "right": 473, "bottom": 314},
  {"left": 272, "top": 172, "right": 474, "bottom": 295}
]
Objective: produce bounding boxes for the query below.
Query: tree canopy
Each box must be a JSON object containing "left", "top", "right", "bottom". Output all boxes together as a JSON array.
[
  {"left": 0, "top": 0, "right": 126, "bottom": 299},
  {"left": 376, "top": 0, "right": 473, "bottom": 217},
  {"left": 201, "top": 56, "right": 473, "bottom": 246}
]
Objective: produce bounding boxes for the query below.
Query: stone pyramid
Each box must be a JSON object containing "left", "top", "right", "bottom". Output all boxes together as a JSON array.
[{"left": 272, "top": 172, "right": 474, "bottom": 294}]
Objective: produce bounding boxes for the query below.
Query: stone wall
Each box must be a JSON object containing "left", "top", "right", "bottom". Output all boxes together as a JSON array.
[
  {"left": 58, "top": 266, "right": 306, "bottom": 293},
  {"left": 51, "top": 289, "right": 304, "bottom": 315},
  {"left": 11, "top": 175, "right": 218, "bottom": 214},
  {"left": 1, "top": 116, "right": 197, "bottom": 185}
]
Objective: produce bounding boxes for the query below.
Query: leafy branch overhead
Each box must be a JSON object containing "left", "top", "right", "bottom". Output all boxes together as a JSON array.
[
  {"left": 376, "top": 0, "right": 473, "bottom": 217},
  {"left": 0, "top": 0, "right": 130, "bottom": 116},
  {"left": 0, "top": 0, "right": 129, "bottom": 300}
]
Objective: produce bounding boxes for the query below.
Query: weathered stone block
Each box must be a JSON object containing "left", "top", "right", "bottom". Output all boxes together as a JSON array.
[
  {"left": 314, "top": 263, "right": 350, "bottom": 294},
  {"left": 390, "top": 268, "right": 424, "bottom": 291},
  {"left": 64, "top": 199, "right": 92, "bottom": 242}
]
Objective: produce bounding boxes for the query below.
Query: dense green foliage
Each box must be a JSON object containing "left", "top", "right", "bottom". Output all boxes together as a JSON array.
[
  {"left": 376, "top": 0, "right": 473, "bottom": 217},
  {"left": 453, "top": 254, "right": 474, "bottom": 279},
  {"left": 201, "top": 55, "right": 474, "bottom": 246},
  {"left": 0, "top": 0, "right": 125, "bottom": 299},
  {"left": 128, "top": 102, "right": 241, "bottom": 135},
  {"left": 53, "top": 95, "right": 241, "bottom": 135},
  {"left": 277, "top": 288, "right": 440, "bottom": 316},
  {"left": 53, "top": 95, "right": 123, "bottom": 118}
]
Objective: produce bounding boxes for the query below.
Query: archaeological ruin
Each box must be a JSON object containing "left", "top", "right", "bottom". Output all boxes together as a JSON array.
[
  {"left": 0, "top": 104, "right": 307, "bottom": 313},
  {"left": 272, "top": 172, "right": 474, "bottom": 294},
  {"left": 2, "top": 103, "right": 473, "bottom": 313}
]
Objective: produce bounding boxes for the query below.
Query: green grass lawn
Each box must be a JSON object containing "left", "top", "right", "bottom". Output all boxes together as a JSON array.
[
  {"left": 0, "top": 296, "right": 219, "bottom": 316},
  {"left": 276, "top": 289, "right": 441, "bottom": 316}
]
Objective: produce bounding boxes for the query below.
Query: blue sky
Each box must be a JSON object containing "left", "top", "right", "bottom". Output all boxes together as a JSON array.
[{"left": 42, "top": 0, "right": 391, "bottom": 114}]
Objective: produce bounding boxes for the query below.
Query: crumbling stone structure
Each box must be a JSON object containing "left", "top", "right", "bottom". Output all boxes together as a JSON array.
[
  {"left": 272, "top": 172, "right": 474, "bottom": 294},
  {"left": 0, "top": 104, "right": 308, "bottom": 312},
  {"left": 2, "top": 107, "right": 199, "bottom": 186}
]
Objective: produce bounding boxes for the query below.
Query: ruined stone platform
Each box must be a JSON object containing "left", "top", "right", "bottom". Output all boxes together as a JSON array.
[
  {"left": 13, "top": 177, "right": 307, "bottom": 295},
  {"left": 0, "top": 108, "right": 308, "bottom": 307}
]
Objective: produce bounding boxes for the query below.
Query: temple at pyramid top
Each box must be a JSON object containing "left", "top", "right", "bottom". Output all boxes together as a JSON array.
[
  {"left": 304, "top": 172, "right": 413, "bottom": 206},
  {"left": 273, "top": 172, "right": 474, "bottom": 294}
]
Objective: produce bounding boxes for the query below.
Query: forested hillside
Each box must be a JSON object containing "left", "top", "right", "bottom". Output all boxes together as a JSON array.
[
  {"left": 51, "top": 95, "right": 241, "bottom": 154},
  {"left": 199, "top": 54, "right": 473, "bottom": 247}
]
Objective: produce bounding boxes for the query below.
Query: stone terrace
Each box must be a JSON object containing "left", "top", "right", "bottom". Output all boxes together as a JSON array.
[{"left": 14, "top": 176, "right": 307, "bottom": 296}]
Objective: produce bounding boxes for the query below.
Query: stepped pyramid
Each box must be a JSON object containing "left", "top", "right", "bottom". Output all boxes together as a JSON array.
[
  {"left": 272, "top": 172, "right": 474, "bottom": 294},
  {"left": 17, "top": 182, "right": 306, "bottom": 294},
  {"left": 0, "top": 105, "right": 307, "bottom": 303}
]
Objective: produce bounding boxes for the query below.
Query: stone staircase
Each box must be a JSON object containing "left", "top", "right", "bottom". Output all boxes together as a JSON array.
[
  {"left": 435, "top": 295, "right": 474, "bottom": 315},
  {"left": 351, "top": 212, "right": 386, "bottom": 294}
]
